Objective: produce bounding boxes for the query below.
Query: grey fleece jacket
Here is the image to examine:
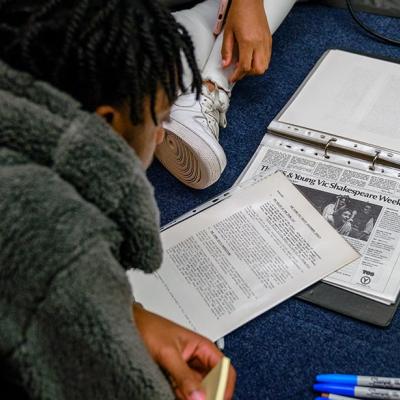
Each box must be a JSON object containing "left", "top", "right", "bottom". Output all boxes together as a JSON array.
[{"left": 0, "top": 61, "right": 174, "bottom": 399}]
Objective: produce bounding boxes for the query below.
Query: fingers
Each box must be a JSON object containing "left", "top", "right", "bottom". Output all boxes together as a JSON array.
[
  {"left": 134, "top": 307, "right": 236, "bottom": 399},
  {"left": 225, "top": 364, "right": 237, "bottom": 400},
  {"left": 251, "top": 42, "right": 271, "bottom": 75},
  {"left": 185, "top": 340, "right": 237, "bottom": 400},
  {"left": 228, "top": 38, "right": 272, "bottom": 83},
  {"left": 186, "top": 333, "right": 226, "bottom": 361},
  {"left": 158, "top": 347, "right": 205, "bottom": 400},
  {"left": 229, "top": 43, "right": 253, "bottom": 83},
  {"left": 221, "top": 29, "right": 235, "bottom": 68}
]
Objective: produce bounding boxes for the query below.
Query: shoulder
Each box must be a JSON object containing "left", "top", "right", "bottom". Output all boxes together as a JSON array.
[{"left": 0, "top": 154, "right": 122, "bottom": 273}]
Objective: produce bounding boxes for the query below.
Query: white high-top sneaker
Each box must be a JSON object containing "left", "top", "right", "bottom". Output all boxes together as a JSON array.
[{"left": 156, "top": 84, "right": 230, "bottom": 189}]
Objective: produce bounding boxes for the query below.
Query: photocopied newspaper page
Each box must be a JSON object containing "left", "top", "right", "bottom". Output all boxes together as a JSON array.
[
  {"left": 239, "top": 141, "right": 400, "bottom": 305},
  {"left": 128, "top": 172, "right": 358, "bottom": 341}
]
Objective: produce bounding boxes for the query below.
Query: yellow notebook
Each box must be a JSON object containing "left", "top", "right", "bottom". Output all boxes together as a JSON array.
[{"left": 201, "top": 357, "right": 230, "bottom": 400}]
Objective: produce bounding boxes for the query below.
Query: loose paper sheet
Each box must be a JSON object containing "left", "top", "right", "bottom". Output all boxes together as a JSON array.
[{"left": 128, "top": 173, "right": 359, "bottom": 341}]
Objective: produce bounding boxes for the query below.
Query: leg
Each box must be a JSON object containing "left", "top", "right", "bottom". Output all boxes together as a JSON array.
[
  {"left": 202, "top": 0, "right": 298, "bottom": 92},
  {"left": 172, "top": 0, "right": 219, "bottom": 89},
  {"left": 157, "top": 0, "right": 297, "bottom": 189},
  {"left": 157, "top": 0, "right": 228, "bottom": 189}
]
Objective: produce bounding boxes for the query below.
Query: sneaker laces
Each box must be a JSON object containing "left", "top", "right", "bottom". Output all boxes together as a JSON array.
[{"left": 200, "top": 85, "right": 230, "bottom": 139}]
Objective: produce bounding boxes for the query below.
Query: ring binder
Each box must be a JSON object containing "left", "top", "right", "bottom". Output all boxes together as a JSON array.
[
  {"left": 240, "top": 49, "right": 400, "bottom": 327},
  {"left": 370, "top": 151, "right": 381, "bottom": 171},
  {"left": 324, "top": 138, "right": 336, "bottom": 158}
]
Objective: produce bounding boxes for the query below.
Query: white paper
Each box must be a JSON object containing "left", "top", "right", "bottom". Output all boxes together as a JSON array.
[
  {"left": 128, "top": 173, "right": 359, "bottom": 341},
  {"left": 279, "top": 50, "right": 400, "bottom": 153}
]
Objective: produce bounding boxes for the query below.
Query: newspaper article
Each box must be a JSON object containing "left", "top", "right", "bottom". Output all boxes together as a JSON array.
[
  {"left": 128, "top": 173, "right": 358, "bottom": 341},
  {"left": 240, "top": 144, "right": 400, "bottom": 304}
]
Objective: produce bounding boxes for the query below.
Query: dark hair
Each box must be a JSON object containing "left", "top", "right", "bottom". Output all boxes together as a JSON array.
[
  {"left": 337, "top": 195, "right": 350, "bottom": 203},
  {"left": 0, "top": 0, "right": 202, "bottom": 123}
]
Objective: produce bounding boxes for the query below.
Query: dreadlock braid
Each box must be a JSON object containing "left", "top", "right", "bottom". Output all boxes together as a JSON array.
[
  {"left": 0, "top": 0, "right": 202, "bottom": 124},
  {"left": 53, "top": 0, "right": 91, "bottom": 81},
  {"left": 144, "top": 1, "right": 187, "bottom": 93}
]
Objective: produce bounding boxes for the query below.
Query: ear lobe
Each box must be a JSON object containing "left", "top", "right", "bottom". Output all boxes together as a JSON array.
[{"left": 96, "top": 105, "right": 124, "bottom": 136}]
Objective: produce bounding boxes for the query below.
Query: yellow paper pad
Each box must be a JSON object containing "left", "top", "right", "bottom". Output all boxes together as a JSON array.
[{"left": 201, "top": 357, "right": 230, "bottom": 400}]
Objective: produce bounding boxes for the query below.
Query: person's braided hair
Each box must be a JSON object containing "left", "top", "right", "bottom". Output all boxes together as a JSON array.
[{"left": 0, "top": 0, "right": 202, "bottom": 123}]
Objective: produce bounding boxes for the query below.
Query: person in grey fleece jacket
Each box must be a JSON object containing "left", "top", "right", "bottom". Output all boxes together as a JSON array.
[{"left": 0, "top": 1, "right": 236, "bottom": 399}]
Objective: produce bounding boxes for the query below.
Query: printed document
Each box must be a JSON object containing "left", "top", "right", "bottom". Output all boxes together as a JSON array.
[{"left": 128, "top": 173, "right": 358, "bottom": 341}]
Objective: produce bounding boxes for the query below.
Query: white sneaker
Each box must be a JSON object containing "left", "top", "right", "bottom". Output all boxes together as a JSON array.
[{"left": 155, "top": 85, "right": 230, "bottom": 189}]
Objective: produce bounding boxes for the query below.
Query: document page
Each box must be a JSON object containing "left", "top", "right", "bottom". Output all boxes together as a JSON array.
[
  {"left": 279, "top": 50, "right": 400, "bottom": 153},
  {"left": 239, "top": 140, "right": 400, "bottom": 304},
  {"left": 128, "top": 173, "right": 358, "bottom": 341}
]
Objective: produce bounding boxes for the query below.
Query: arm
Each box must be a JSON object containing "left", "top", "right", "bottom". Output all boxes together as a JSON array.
[
  {"left": 20, "top": 240, "right": 236, "bottom": 400},
  {"left": 19, "top": 241, "right": 175, "bottom": 400},
  {"left": 358, "top": 217, "right": 374, "bottom": 240},
  {"left": 322, "top": 203, "right": 335, "bottom": 225},
  {"left": 338, "top": 222, "right": 352, "bottom": 236},
  {"left": 222, "top": 0, "right": 272, "bottom": 83},
  {"left": 363, "top": 217, "right": 374, "bottom": 235},
  {"left": 1, "top": 166, "right": 235, "bottom": 400}
]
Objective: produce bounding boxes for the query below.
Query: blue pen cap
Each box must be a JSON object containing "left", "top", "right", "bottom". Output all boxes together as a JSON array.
[
  {"left": 316, "top": 374, "right": 357, "bottom": 385},
  {"left": 313, "top": 383, "right": 354, "bottom": 396}
]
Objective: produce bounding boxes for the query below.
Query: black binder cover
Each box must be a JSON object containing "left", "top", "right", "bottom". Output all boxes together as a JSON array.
[
  {"left": 297, "top": 282, "right": 400, "bottom": 327},
  {"left": 290, "top": 50, "right": 400, "bottom": 327}
]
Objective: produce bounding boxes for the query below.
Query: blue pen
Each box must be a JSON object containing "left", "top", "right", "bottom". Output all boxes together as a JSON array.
[
  {"left": 313, "top": 384, "right": 400, "bottom": 399},
  {"left": 317, "top": 374, "right": 400, "bottom": 389},
  {"left": 316, "top": 395, "right": 362, "bottom": 399}
]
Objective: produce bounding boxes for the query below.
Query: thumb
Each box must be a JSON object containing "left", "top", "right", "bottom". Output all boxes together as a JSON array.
[
  {"left": 221, "top": 29, "right": 234, "bottom": 67},
  {"left": 159, "top": 348, "right": 206, "bottom": 400}
]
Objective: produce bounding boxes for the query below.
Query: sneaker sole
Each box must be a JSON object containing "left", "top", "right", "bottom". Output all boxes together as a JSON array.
[{"left": 155, "top": 118, "right": 227, "bottom": 189}]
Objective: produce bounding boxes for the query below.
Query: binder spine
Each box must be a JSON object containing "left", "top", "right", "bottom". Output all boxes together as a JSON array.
[
  {"left": 324, "top": 139, "right": 381, "bottom": 171},
  {"left": 261, "top": 132, "right": 400, "bottom": 180},
  {"left": 268, "top": 121, "right": 400, "bottom": 178}
]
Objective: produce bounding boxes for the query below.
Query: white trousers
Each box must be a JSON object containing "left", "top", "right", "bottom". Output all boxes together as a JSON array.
[{"left": 173, "top": 0, "right": 297, "bottom": 92}]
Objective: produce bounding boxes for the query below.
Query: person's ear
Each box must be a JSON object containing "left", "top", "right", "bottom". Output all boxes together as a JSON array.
[{"left": 96, "top": 105, "right": 125, "bottom": 136}]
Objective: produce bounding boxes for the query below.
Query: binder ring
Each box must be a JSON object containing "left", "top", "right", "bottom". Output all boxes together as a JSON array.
[
  {"left": 370, "top": 151, "right": 380, "bottom": 171},
  {"left": 324, "top": 138, "right": 336, "bottom": 158}
]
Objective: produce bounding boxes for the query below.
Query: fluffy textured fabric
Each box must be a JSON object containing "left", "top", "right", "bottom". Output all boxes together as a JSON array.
[{"left": 0, "top": 61, "right": 173, "bottom": 399}]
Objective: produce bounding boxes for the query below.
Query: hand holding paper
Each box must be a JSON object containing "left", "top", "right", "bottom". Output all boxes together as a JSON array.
[{"left": 133, "top": 305, "right": 236, "bottom": 400}]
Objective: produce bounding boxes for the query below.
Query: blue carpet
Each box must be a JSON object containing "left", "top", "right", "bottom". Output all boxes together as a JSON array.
[{"left": 148, "top": 3, "right": 400, "bottom": 399}]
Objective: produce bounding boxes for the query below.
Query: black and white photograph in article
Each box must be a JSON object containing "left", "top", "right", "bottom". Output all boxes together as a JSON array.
[{"left": 295, "top": 185, "right": 382, "bottom": 242}]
